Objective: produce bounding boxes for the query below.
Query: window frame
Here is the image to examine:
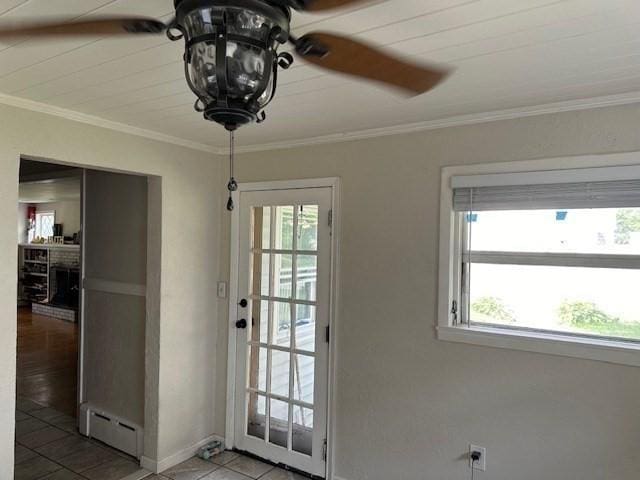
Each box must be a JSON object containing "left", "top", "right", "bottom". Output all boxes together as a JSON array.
[
  {"left": 438, "top": 153, "right": 640, "bottom": 367},
  {"left": 34, "top": 211, "right": 55, "bottom": 239}
]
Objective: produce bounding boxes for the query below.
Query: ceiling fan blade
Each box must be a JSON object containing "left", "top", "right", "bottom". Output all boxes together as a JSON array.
[
  {"left": 295, "top": 32, "right": 450, "bottom": 95},
  {"left": 297, "top": 0, "right": 375, "bottom": 12},
  {"left": 0, "top": 17, "right": 166, "bottom": 40}
]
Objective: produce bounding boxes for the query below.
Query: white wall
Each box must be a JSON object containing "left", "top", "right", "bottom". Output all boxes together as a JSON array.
[
  {"left": 35, "top": 200, "right": 81, "bottom": 236},
  {"left": 216, "top": 103, "right": 640, "bottom": 480},
  {"left": 0, "top": 103, "right": 223, "bottom": 477}
]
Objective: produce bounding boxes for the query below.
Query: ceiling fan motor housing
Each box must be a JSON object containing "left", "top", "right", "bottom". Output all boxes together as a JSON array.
[{"left": 171, "top": 0, "right": 291, "bottom": 130}]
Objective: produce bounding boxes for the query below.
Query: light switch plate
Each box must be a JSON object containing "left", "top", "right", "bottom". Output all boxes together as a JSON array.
[{"left": 217, "top": 281, "right": 227, "bottom": 299}]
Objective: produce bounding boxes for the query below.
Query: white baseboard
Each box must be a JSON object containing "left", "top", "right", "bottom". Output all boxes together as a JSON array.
[{"left": 141, "top": 434, "right": 225, "bottom": 474}]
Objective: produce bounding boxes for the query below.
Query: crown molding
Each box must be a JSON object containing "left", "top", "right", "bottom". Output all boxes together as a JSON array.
[
  {"left": 230, "top": 91, "right": 640, "bottom": 154},
  {"left": 3, "top": 90, "right": 640, "bottom": 156},
  {"left": 0, "top": 93, "right": 218, "bottom": 154}
]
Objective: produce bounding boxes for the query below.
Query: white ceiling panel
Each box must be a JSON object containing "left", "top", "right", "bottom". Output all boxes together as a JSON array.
[{"left": 0, "top": 0, "right": 638, "bottom": 150}]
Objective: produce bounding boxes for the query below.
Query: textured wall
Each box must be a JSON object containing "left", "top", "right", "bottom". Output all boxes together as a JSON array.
[
  {"left": 215, "top": 103, "right": 640, "bottom": 480},
  {"left": 0, "top": 103, "right": 222, "bottom": 477}
]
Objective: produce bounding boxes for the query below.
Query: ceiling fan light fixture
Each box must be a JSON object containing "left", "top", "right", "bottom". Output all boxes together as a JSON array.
[{"left": 171, "top": 0, "right": 291, "bottom": 130}]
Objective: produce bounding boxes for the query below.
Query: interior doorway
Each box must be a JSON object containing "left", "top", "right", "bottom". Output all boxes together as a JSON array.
[
  {"left": 15, "top": 158, "right": 153, "bottom": 478},
  {"left": 17, "top": 159, "right": 82, "bottom": 418}
]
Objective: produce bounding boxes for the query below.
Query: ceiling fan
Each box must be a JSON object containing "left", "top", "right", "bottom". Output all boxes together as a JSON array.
[{"left": 0, "top": 0, "right": 450, "bottom": 131}]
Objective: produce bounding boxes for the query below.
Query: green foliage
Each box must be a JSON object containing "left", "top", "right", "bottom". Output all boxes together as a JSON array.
[
  {"left": 615, "top": 209, "right": 640, "bottom": 244},
  {"left": 471, "top": 297, "right": 515, "bottom": 323},
  {"left": 558, "top": 301, "right": 619, "bottom": 326}
]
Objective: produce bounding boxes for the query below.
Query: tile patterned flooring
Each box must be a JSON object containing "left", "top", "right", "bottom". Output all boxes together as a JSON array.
[
  {"left": 15, "top": 398, "right": 309, "bottom": 480},
  {"left": 14, "top": 398, "right": 144, "bottom": 480},
  {"left": 154, "top": 450, "right": 309, "bottom": 480},
  {"left": 14, "top": 310, "right": 310, "bottom": 480}
]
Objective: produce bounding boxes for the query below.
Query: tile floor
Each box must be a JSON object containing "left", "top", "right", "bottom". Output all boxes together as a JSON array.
[
  {"left": 154, "top": 451, "right": 309, "bottom": 480},
  {"left": 15, "top": 397, "right": 310, "bottom": 480},
  {"left": 14, "top": 397, "right": 144, "bottom": 480}
]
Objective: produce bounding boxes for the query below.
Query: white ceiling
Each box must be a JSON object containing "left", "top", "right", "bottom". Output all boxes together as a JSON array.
[
  {"left": 19, "top": 176, "right": 81, "bottom": 203},
  {"left": 1, "top": 0, "right": 639, "bottom": 151}
]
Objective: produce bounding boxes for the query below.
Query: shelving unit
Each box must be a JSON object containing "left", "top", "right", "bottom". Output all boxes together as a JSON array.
[
  {"left": 18, "top": 244, "right": 81, "bottom": 322},
  {"left": 21, "top": 247, "right": 50, "bottom": 304}
]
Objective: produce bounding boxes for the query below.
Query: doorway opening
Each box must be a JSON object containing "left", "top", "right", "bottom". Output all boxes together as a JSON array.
[{"left": 15, "top": 157, "right": 153, "bottom": 479}]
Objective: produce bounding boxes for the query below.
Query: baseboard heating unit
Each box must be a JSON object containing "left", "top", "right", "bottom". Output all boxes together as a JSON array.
[{"left": 79, "top": 404, "right": 144, "bottom": 458}]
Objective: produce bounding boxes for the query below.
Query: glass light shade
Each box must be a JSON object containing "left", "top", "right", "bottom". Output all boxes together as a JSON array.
[{"left": 183, "top": 6, "right": 279, "bottom": 107}]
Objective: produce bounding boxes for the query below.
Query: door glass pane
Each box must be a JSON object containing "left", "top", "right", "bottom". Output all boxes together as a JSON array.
[
  {"left": 293, "top": 355, "right": 315, "bottom": 404},
  {"left": 274, "top": 254, "right": 293, "bottom": 298},
  {"left": 252, "top": 253, "right": 270, "bottom": 297},
  {"left": 298, "top": 205, "right": 318, "bottom": 251},
  {"left": 272, "top": 302, "right": 291, "bottom": 347},
  {"left": 248, "top": 346, "right": 268, "bottom": 392},
  {"left": 251, "top": 300, "right": 269, "bottom": 344},
  {"left": 294, "top": 305, "right": 316, "bottom": 352},
  {"left": 247, "top": 392, "right": 266, "bottom": 440},
  {"left": 296, "top": 255, "right": 317, "bottom": 302},
  {"left": 292, "top": 406, "right": 313, "bottom": 456},
  {"left": 275, "top": 206, "right": 294, "bottom": 250},
  {"left": 270, "top": 350, "right": 290, "bottom": 397},
  {"left": 269, "top": 399, "right": 289, "bottom": 448},
  {"left": 261, "top": 207, "right": 271, "bottom": 249}
]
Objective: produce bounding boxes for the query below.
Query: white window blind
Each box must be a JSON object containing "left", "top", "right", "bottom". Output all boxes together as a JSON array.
[{"left": 453, "top": 179, "right": 640, "bottom": 212}]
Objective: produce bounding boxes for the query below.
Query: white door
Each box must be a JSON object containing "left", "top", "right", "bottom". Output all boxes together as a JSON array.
[{"left": 234, "top": 187, "right": 333, "bottom": 477}]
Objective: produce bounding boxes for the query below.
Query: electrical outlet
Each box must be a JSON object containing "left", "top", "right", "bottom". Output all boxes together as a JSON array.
[
  {"left": 217, "top": 281, "right": 227, "bottom": 299},
  {"left": 469, "top": 444, "right": 486, "bottom": 472}
]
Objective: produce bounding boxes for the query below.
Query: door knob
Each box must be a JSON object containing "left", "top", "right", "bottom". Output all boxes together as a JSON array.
[
  {"left": 235, "top": 319, "right": 247, "bottom": 329},
  {"left": 239, "top": 298, "right": 248, "bottom": 308}
]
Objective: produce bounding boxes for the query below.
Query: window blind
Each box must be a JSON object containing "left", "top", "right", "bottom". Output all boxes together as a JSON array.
[{"left": 453, "top": 179, "right": 640, "bottom": 211}]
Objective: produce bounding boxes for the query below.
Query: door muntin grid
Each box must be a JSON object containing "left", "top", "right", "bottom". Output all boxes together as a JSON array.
[{"left": 246, "top": 204, "right": 319, "bottom": 456}]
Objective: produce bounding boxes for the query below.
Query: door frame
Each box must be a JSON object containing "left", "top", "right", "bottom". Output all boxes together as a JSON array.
[{"left": 226, "top": 177, "right": 341, "bottom": 479}]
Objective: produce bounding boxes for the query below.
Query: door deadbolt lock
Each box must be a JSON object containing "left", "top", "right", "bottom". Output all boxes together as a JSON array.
[{"left": 239, "top": 298, "right": 248, "bottom": 308}]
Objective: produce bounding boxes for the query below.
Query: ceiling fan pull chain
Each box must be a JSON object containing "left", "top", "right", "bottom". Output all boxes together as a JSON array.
[{"left": 227, "top": 130, "right": 238, "bottom": 211}]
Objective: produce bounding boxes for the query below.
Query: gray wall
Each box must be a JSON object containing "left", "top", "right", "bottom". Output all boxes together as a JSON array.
[
  {"left": 215, "top": 103, "right": 640, "bottom": 480},
  {"left": 83, "top": 171, "right": 148, "bottom": 426},
  {"left": 0, "top": 102, "right": 222, "bottom": 477}
]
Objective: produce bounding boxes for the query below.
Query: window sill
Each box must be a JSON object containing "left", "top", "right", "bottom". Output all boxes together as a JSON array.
[{"left": 437, "top": 325, "right": 640, "bottom": 367}]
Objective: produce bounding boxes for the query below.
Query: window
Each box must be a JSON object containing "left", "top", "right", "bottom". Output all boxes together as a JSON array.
[
  {"left": 439, "top": 158, "right": 640, "bottom": 366},
  {"left": 35, "top": 211, "right": 55, "bottom": 239},
  {"left": 34, "top": 212, "right": 55, "bottom": 239}
]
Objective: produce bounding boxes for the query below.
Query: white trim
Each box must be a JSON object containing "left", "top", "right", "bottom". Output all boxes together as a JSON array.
[
  {"left": 225, "top": 187, "right": 241, "bottom": 450},
  {"left": 5, "top": 89, "right": 640, "bottom": 156},
  {"left": 438, "top": 152, "right": 640, "bottom": 367},
  {"left": 225, "top": 177, "right": 340, "bottom": 480},
  {"left": 140, "top": 434, "right": 224, "bottom": 474},
  {"left": 0, "top": 93, "right": 216, "bottom": 154},
  {"left": 78, "top": 170, "right": 87, "bottom": 406},
  {"left": 230, "top": 91, "right": 640, "bottom": 154},
  {"left": 83, "top": 277, "right": 146, "bottom": 297},
  {"left": 437, "top": 326, "right": 640, "bottom": 367}
]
